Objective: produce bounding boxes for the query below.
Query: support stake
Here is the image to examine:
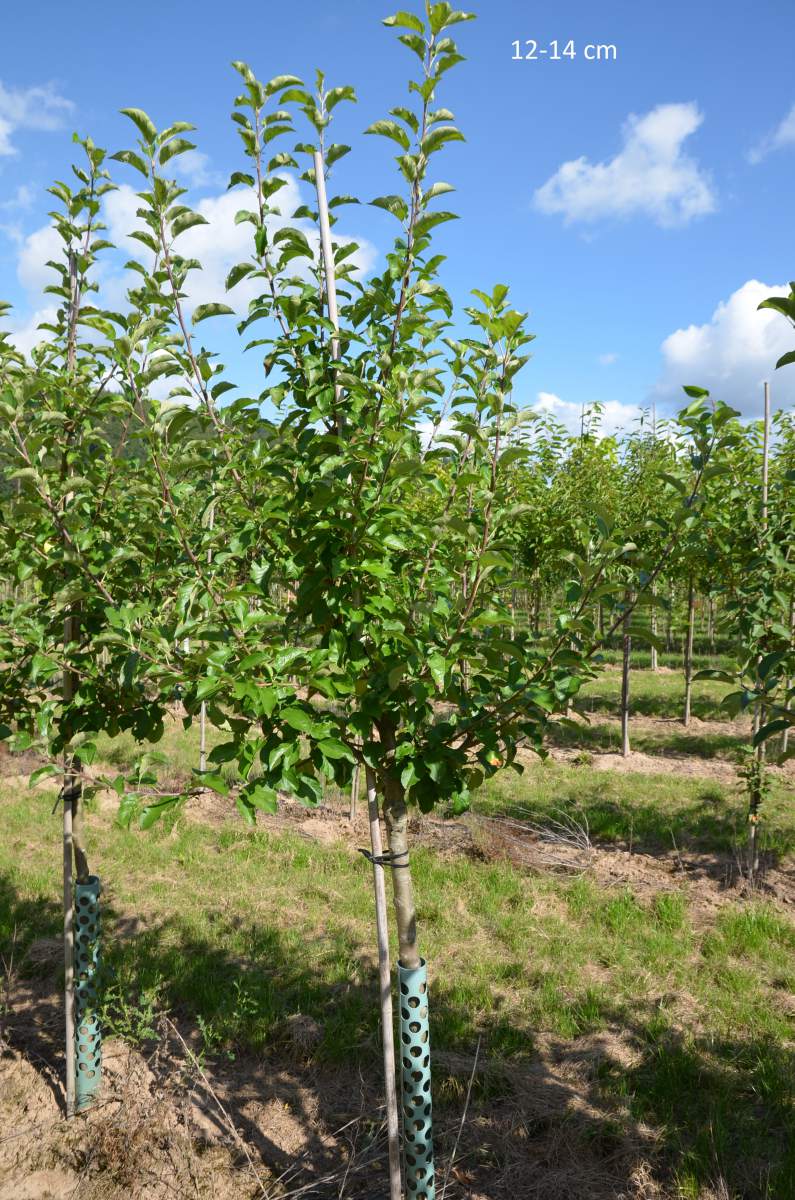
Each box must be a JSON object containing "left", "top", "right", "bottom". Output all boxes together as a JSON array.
[
  {"left": 63, "top": 797, "right": 75, "bottom": 1118},
  {"left": 365, "top": 767, "right": 402, "bottom": 1200}
]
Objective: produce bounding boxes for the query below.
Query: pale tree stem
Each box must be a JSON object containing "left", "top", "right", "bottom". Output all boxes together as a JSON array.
[
  {"left": 365, "top": 767, "right": 402, "bottom": 1200},
  {"left": 621, "top": 595, "right": 631, "bottom": 758},
  {"left": 683, "top": 577, "right": 695, "bottom": 727}
]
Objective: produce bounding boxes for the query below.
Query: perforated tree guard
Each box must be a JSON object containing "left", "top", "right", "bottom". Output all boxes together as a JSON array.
[
  {"left": 74, "top": 875, "right": 101, "bottom": 1112},
  {"left": 398, "top": 959, "right": 435, "bottom": 1200}
]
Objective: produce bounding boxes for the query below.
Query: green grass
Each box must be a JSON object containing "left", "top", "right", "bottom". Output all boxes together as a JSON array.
[
  {"left": 550, "top": 718, "right": 747, "bottom": 761},
  {"left": 477, "top": 757, "right": 795, "bottom": 860},
  {"left": 576, "top": 667, "right": 736, "bottom": 723},
  {"left": 1, "top": 784, "right": 793, "bottom": 1196}
]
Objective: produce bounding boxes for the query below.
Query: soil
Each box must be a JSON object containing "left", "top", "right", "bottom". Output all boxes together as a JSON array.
[
  {"left": 0, "top": 964, "right": 691, "bottom": 1200},
  {"left": 2, "top": 718, "right": 793, "bottom": 1197}
]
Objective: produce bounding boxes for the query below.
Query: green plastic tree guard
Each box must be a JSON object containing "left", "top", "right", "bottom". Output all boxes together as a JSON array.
[
  {"left": 398, "top": 959, "right": 435, "bottom": 1200},
  {"left": 74, "top": 875, "right": 101, "bottom": 1112}
]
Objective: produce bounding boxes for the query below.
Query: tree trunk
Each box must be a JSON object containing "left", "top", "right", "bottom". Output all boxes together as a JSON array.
[
  {"left": 683, "top": 578, "right": 695, "bottom": 727},
  {"left": 382, "top": 775, "right": 420, "bottom": 967},
  {"left": 707, "top": 595, "right": 715, "bottom": 654},
  {"left": 621, "top": 597, "right": 631, "bottom": 758},
  {"left": 650, "top": 581, "right": 658, "bottom": 673},
  {"left": 783, "top": 596, "right": 794, "bottom": 756}
]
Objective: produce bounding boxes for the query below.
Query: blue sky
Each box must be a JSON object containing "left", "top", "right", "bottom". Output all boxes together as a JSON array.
[{"left": 1, "top": 0, "right": 794, "bottom": 432}]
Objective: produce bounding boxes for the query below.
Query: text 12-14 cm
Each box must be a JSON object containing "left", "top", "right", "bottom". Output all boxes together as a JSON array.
[{"left": 512, "top": 40, "right": 617, "bottom": 62}]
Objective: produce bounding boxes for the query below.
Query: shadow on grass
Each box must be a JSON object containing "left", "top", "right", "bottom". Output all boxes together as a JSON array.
[
  {"left": 479, "top": 773, "right": 795, "bottom": 864},
  {"left": 2, "top": 872, "right": 794, "bottom": 1198},
  {"left": 576, "top": 691, "right": 730, "bottom": 722},
  {"left": 552, "top": 718, "right": 746, "bottom": 761}
]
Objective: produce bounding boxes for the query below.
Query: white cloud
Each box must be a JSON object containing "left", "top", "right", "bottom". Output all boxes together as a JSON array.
[
  {"left": 6, "top": 304, "right": 57, "bottom": 356},
  {"left": 532, "top": 391, "right": 642, "bottom": 438},
  {"left": 598, "top": 352, "right": 618, "bottom": 366},
  {"left": 0, "top": 184, "right": 34, "bottom": 211},
  {"left": 0, "top": 81, "right": 73, "bottom": 155},
  {"left": 653, "top": 279, "right": 795, "bottom": 416},
  {"left": 174, "top": 150, "right": 222, "bottom": 189},
  {"left": 16, "top": 222, "right": 61, "bottom": 293},
  {"left": 104, "top": 177, "right": 376, "bottom": 315},
  {"left": 534, "top": 103, "right": 715, "bottom": 228},
  {"left": 748, "top": 103, "right": 795, "bottom": 164},
  {"left": 8, "top": 176, "right": 377, "bottom": 359}
]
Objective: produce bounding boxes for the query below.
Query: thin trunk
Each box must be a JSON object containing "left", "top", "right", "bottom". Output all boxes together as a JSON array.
[
  {"left": 365, "top": 768, "right": 402, "bottom": 1200},
  {"left": 782, "top": 596, "right": 794, "bottom": 756},
  {"left": 382, "top": 778, "right": 420, "bottom": 966},
  {"left": 199, "top": 503, "right": 215, "bottom": 774},
  {"left": 650, "top": 581, "right": 658, "bottom": 673},
  {"left": 707, "top": 595, "right": 715, "bottom": 654},
  {"left": 621, "top": 596, "right": 631, "bottom": 758},
  {"left": 63, "top": 794, "right": 75, "bottom": 1118},
  {"left": 532, "top": 579, "right": 541, "bottom": 636},
  {"left": 683, "top": 577, "right": 695, "bottom": 727}
]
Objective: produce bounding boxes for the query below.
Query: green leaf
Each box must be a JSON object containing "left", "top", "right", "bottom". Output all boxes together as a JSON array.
[
  {"left": 110, "top": 148, "right": 149, "bottom": 177},
  {"left": 30, "top": 653, "right": 60, "bottom": 682},
  {"left": 193, "top": 303, "right": 235, "bottom": 324},
  {"left": 428, "top": 653, "right": 446, "bottom": 689},
  {"left": 172, "top": 211, "right": 209, "bottom": 237},
  {"left": 317, "top": 738, "right": 355, "bottom": 761},
  {"left": 160, "top": 138, "right": 197, "bottom": 165},
  {"left": 282, "top": 706, "right": 315, "bottom": 733},
  {"left": 383, "top": 10, "right": 424, "bottom": 32},
  {"left": 29, "top": 764, "right": 62, "bottom": 788},
  {"left": 196, "top": 677, "right": 223, "bottom": 700},
  {"left": 421, "top": 126, "right": 465, "bottom": 155},
  {"left": 365, "top": 120, "right": 410, "bottom": 150},
  {"left": 120, "top": 108, "right": 158, "bottom": 144},
  {"left": 226, "top": 262, "right": 255, "bottom": 290},
  {"left": 242, "top": 782, "right": 279, "bottom": 813},
  {"left": 200, "top": 773, "right": 230, "bottom": 796},
  {"left": 753, "top": 718, "right": 791, "bottom": 747}
]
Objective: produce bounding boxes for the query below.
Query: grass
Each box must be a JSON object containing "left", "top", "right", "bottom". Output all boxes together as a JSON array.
[
  {"left": 1, "top": 782, "right": 794, "bottom": 1196},
  {"left": 477, "top": 757, "right": 795, "bottom": 860},
  {"left": 576, "top": 666, "right": 735, "bottom": 723},
  {"left": 550, "top": 718, "right": 747, "bottom": 761}
]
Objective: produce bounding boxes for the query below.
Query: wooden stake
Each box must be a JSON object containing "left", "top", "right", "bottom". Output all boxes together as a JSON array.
[
  {"left": 621, "top": 595, "right": 631, "bottom": 757},
  {"left": 762, "top": 381, "right": 770, "bottom": 528},
  {"left": 683, "top": 577, "right": 695, "bottom": 727},
  {"left": 365, "top": 767, "right": 402, "bottom": 1200},
  {"left": 314, "top": 149, "right": 398, "bottom": 1193},
  {"left": 350, "top": 760, "right": 360, "bottom": 823},
  {"left": 63, "top": 787, "right": 75, "bottom": 1118},
  {"left": 313, "top": 149, "right": 342, "bottom": 422}
]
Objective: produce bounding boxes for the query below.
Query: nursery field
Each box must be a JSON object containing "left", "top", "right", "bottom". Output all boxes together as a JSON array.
[
  {"left": 1, "top": 665, "right": 793, "bottom": 1200},
  {"left": 1, "top": 4, "right": 794, "bottom": 1199}
]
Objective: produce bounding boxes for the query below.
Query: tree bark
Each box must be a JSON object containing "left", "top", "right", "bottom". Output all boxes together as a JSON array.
[
  {"left": 683, "top": 577, "right": 695, "bottom": 727},
  {"left": 382, "top": 776, "right": 420, "bottom": 967},
  {"left": 650, "top": 581, "right": 658, "bottom": 673}
]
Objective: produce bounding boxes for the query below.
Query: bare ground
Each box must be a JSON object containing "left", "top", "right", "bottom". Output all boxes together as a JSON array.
[{"left": 0, "top": 960, "right": 691, "bottom": 1200}]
